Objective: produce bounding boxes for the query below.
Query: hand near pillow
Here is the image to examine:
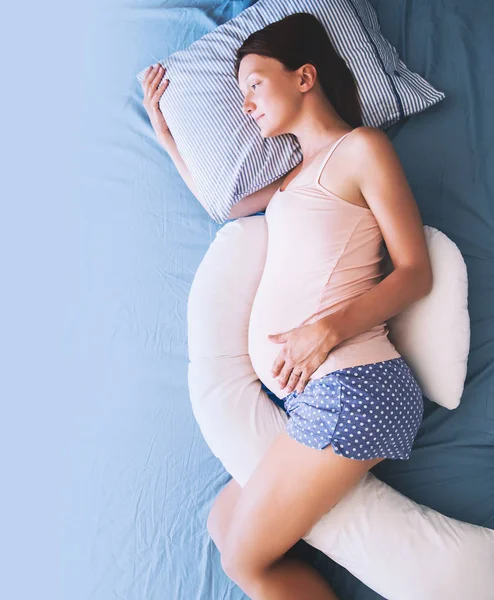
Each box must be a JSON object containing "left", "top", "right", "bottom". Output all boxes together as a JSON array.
[
  {"left": 268, "top": 315, "right": 341, "bottom": 395},
  {"left": 141, "top": 63, "right": 171, "bottom": 143}
]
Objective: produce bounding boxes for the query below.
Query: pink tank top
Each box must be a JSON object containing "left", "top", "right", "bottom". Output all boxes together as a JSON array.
[{"left": 248, "top": 129, "right": 401, "bottom": 399}]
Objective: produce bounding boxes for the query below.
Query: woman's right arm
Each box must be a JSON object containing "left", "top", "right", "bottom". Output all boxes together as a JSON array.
[
  {"left": 159, "top": 130, "right": 203, "bottom": 204},
  {"left": 225, "top": 177, "right": 282, "bottom": 220},
  {"left": 159, "top": 130, "right": 282, "bottom": 220},
  {"left": 142, "top": 65, "right": 206, "bottom": 210}
]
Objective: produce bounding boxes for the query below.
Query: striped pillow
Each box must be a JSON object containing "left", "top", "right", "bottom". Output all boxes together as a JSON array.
[{"left": 136, "top": 0, "right": 445, "bottom": 224}]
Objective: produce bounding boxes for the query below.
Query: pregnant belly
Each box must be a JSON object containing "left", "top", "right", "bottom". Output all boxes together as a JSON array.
[
  {"left": 248, "top": 315, "right": 288, "bottom": 396},
  {"left": 248, "top": 284, "right": 341, "bottom": 398},
  {"left": 248, "top": 285, "right": 400, "bottom": 400}
]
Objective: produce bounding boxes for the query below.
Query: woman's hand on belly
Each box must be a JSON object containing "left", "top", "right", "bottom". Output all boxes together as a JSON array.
[{"left": 268, "top": 318, "right": 341, "bottom": 395}]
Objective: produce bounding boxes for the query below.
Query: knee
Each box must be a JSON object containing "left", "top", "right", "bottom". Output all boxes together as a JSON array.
[
  {"left": 207, "top": 479, "right": 241, "bottom": 550},
  {"left": 220, "top": 533, "right": 243, "bottom": 579},
  {"left": 207, "top": 499, "right": 230, "bottom": 552},
  {"left": 206, "top": 506, "right": 222, "bottom": 546},
  {"left": 220, "top": 541, "right": 265, "bottom": 586},
  {"left": 221, "top": 549, "right": 249, "bottom": 583},
  {"left": 221, "top": 552, "right": 268, "bottom": 596}
]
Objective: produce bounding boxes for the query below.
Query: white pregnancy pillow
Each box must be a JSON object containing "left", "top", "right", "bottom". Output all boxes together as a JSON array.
[
  {"left": 187, "top": 216, "right": 494, "bottom": 600},
  {"left": 381, "top": 226, "right": 470, "bottom": 409}
]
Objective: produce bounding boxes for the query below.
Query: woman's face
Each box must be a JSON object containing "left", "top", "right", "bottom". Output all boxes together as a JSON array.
[{"left": 237, "top": 54, "right": 303, "bottom": 138}]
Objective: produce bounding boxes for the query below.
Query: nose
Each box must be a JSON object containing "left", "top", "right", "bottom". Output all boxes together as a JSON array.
[{"left": 242, "top": 96, "right": 255, "bottom": 116}]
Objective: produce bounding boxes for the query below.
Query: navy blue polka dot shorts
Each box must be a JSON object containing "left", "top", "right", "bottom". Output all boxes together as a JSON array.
[{"left": 282, "top": 357, "right": 424, "bottom": 460}]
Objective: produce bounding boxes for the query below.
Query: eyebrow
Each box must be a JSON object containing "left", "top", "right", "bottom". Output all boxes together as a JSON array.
[{"left": 239, "top": 72, "right": 261, "bottom": 95}]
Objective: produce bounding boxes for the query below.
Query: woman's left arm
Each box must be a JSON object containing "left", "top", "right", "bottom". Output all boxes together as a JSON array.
[{"left": 324, "top": 127, "right": 433, "bottom": 346}]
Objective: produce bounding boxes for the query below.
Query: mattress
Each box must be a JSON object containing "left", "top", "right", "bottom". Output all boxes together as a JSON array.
[{"left": 59, "top": 1, "right": 494, "bottom": 598}]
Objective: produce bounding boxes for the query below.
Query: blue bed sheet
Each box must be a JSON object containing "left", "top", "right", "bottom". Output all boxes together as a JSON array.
[{"left": 63, "top": 1, "right": 494, "bottom": 599}]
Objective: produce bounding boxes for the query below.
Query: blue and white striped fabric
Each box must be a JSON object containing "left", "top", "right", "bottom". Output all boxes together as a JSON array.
[{"left": 136, "top": 0, "right": 445, "bottom": 224}]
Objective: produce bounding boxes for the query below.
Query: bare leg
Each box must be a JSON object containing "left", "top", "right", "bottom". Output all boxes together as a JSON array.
[
  {"left": 220, "top": 433, "right": 384, "bottom": 600},
  {"left": 249, "top": 557, "right": 340, "bottom": 600},
  {"left": 208, "top": 479, "right": 340, "bottom": 598}
]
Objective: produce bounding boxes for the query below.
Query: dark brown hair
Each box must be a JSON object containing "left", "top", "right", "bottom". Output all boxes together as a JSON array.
[{"left": 234, "top": 12, "right": 363, "bottom": 128}]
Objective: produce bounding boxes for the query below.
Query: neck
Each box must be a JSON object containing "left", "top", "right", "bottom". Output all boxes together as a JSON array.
[{"left": 289, "top": 100, "right": 353, "bottom": 162}]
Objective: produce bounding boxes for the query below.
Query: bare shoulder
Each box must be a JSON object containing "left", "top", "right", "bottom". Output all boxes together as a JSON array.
[
  {"left": 352, "top": 126, "right": 392, "bottom": 150},
  {"left": 348, "top": 126, "right": 406, "bottom": 189},
  {"left": 321, "top": 126, "right": 395, "bottom": 183},
  {"left": 351, "top": 126, "right": 398, "bottom": 164}
]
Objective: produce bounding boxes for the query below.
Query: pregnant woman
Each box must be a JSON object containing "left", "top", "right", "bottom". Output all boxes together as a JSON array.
[{"left": 142, "top": 13, "right": 432, "bottom": 600}]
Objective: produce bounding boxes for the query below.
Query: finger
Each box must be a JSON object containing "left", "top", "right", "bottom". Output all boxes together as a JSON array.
[
  {"left": 277, "top": 366, "right": 293, "bottom": 390},
  {"left": 144, "top": 65, "right": 162, "bottom": 95},
  {"left": 142, "top": 65, "right": 154, "bottom": 86},
  {"left": 271, "top": 358, "right": 285, "bottom": 379},
  {"left": 149, "top": 65, "right": 165, "bottom": 92},
  {"left": 284, "top": 371, "right": 302, "bottom": 395},
  {"left": 152, "top": 77, "right": 169, "bottom": 102},
  {"left": 296, "top": 373, "right": 310, "bottom": 394},
  {"left": 143, "top": 64, "right": 159, "bottom": 91}
]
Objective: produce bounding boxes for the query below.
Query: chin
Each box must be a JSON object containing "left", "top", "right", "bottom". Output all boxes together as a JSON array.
[
  {"left": 259, "top": 124, "right": 274, "bottom": 138},
  {"left": 261, "top": 120, "right": 285, "bottom": 138}
]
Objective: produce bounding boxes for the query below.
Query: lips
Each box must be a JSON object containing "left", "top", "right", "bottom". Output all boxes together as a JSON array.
[{"left": 256, "top": 114, "right": 265, "bottom": 123}]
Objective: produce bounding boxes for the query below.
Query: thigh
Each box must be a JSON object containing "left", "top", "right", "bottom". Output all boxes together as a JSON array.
[{"left": 222, "top": 431, "right": 383, "bottom": 575}]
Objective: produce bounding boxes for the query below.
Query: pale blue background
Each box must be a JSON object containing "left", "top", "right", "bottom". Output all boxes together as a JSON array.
[{"left": 4, "top": 1, "right": 493, "bottom": 599}]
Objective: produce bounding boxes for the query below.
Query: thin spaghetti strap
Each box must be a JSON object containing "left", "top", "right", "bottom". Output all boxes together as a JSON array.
[{"left": 316, "top": 129, "right": 357, "bottom": 181}]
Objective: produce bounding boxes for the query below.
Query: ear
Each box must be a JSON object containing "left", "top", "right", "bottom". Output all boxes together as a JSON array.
[{"left": 298, "top": 63, "right": 318, "bottom": 92}]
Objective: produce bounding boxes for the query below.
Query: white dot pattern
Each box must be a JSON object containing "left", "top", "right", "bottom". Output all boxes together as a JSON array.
[{"left": 283, "top": 357, "right": 424, "bottom": 460}]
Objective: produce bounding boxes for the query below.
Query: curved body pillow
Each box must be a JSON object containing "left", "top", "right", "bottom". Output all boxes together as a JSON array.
[
  {"left": 187, "top": 216, "right": 493, "bottom": 600},
  {"left": 382, "top": 226, "right": 470, "bottom": 409}
]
